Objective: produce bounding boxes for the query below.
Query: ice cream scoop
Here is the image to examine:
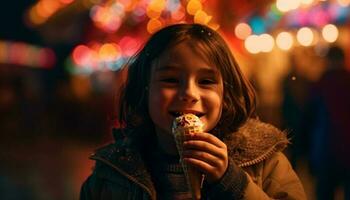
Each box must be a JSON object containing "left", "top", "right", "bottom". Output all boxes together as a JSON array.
[{"left": 172, "top": 113, "right": 204, "bottom": 200}]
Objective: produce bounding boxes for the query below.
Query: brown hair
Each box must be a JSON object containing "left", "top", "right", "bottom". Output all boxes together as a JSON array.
[{"left": 118, "top": 23, "right": 256, "bottom": 140}]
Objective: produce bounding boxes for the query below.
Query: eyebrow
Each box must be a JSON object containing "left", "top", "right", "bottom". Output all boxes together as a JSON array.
[
  {"left": 154, "top": 65, "right": 179, "bottom": 72},
  {"left": 155, "top": 65, "right": 219, "bottom": 75},
  {"left": 199, "top": 68, "right": 219, "bottom": 75}
]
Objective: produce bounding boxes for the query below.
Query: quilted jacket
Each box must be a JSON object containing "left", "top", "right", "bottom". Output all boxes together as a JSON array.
[{"left": 80, "top": 119, "right": 306, "bottom": 200}]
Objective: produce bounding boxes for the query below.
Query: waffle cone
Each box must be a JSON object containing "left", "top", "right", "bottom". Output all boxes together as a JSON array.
[{"left": 172, "top": 114, "right": 204, "bottom": 200}]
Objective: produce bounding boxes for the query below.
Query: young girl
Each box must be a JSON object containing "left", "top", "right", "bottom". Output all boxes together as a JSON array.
[{"left": 80, "top": 24, "right": 306, "bottom": 200}]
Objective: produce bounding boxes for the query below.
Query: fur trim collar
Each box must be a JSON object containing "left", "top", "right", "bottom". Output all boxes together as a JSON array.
[{"left": 226, "top": 118, "right": 289, "bottom": 167}]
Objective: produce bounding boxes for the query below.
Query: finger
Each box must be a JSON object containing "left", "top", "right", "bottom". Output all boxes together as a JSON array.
[
  {"left": 185, "top": 132, "right": 227, "bottom": 149},
  {"left": 183, "top": 157, "right": 223, "bottom": 182},
  {"left": 183, "top": 149, "right": 219, "bottom": 167},
  {"left": 183, "top": 140, "right": 227, "bottom": 160},
  {"left": 183, "top": 157, "right": 214, "bottom": 174}
]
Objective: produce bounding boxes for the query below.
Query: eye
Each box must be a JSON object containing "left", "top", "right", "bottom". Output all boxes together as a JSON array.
[{"left": 199, "top": 78, "right": 217, "bottom": 85}]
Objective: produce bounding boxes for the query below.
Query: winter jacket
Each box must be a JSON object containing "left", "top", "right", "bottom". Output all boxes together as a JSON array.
[{"left": 80, "top": 119, "right": 306, "bottom": 199}]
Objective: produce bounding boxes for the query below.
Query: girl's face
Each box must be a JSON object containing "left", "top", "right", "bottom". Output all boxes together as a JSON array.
[{"left": 148, "top": 42, "right": 224, "bottom": 140}]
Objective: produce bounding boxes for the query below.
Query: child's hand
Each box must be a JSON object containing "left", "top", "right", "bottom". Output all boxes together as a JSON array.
[{"left": 183, "top": 132, "right": 228, "bottom": 184}]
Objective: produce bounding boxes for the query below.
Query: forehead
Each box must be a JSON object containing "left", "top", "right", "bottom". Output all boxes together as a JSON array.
[{"left": 152, "top": 41, "right": 218, "bottom": 72}]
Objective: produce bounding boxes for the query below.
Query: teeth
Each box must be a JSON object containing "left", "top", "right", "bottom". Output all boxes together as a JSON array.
[{"left": 171, "top": 112, "right": 203, "bottom": 117}]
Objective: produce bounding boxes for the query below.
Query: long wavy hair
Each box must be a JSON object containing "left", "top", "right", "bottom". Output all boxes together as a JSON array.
[{"left": 117, "top": 23, "right": 256, "bottom": 144}]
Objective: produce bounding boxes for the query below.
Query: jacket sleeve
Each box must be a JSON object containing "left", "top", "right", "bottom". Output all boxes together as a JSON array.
[
  {"left": 204, "top": 152, "right": 306, "bottom": 200},
  {"left": 203, "top": 158, "right": 248, "bottom": 199},
  {"left": 243, "top": 152, "right": 307, "bottom": 200}
]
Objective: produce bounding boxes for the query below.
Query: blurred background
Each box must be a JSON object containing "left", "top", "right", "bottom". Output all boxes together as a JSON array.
[{"left": 0, "top": 0, "right": 349, "bottom": 199}]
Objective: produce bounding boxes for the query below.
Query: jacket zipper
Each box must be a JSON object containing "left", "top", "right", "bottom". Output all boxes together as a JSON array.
[
  {"left": 91, "top": 155, "right": 155, "bottom": 200},
  {"left": 238, "top": 146, "right": 277, "bottom": 167}
]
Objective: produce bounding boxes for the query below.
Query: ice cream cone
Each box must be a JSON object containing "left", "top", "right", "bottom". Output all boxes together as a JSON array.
[{"left": 172, "top": 114, "right": 204, "bottom": 200}]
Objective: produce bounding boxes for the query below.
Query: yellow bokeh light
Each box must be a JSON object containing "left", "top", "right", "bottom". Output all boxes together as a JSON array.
[
  {"left": 147, "top": 19, "right": 162, "bottom": 33},
  {"left": 29, "top": 7, "right": 47, "bottom": 25},
  {"left": 259, "top": 34, "right": 275, "bottom": 52},
  {"left": 276, "top": 32, "right": 293, "bottom": 50},
  {"left": 194, "top": 10, "right": 211, "bottom": 24},
  {"left": 322, "top": 24, "right": 339, "bottom": 43},
  {"left": 99, "top": 43, "right": 120, "bottom": 61},
  {"left": 235, "top": 23, "right": 252, "bottom": 40},
  {"left": 297, "top": 27, "right": 314, "bottom": 46},
  {"left": 245, "top": 35, "right": 260, "bottom": 54},
  {"left": 149, "top": 0, "right": 166, "bottom": 12},
  {"left": 187, "top": 0, "right": 202, "bottom": 15},
  {"left": 146, "top": 6, "right": 161, "bottom": 19}
]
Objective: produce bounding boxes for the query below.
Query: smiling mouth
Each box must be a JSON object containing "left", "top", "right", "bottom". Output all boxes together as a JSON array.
[{"left": 169, "top": 111, "right": 205, "bottom": 118}]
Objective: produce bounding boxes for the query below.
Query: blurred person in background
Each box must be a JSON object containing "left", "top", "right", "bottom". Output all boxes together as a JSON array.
[
  {"left": 306, "top": 45, "right": 350, "bottom": 200},
  {"left": 281, "top": 55, "right": 313, "bottom": 168}
]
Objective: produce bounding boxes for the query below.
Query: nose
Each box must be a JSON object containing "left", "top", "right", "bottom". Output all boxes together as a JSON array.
[{"left": 178, "top": 80, "right": 199, "bottom": 103}]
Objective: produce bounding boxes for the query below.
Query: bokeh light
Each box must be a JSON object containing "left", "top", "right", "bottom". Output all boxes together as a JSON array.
[
  {"left": 146, "top": 5, "right": 161, "bottom": 18},
  {"left": 194, "top": 10, "right": 211, "bottom": 25},
  {"left": 147, "top": 18, "right": 162, "bottom": 33},
  {"left": 149, "top": 0, "right": 166, "bottom": 12},
  {"left": 0, "top": 41, "right": 56, "bottom": 68},
  {"left": 337, "top": 0, "right": 350, "bottom": 7},
  {"left": 98, "top": 43, "right": 121, "bottom": 62},
  {"left": 249, "top": 16, "right": 266, "bottom": 34},
  {"left": 259, "top": 33, "right": 275, "bottom": 52},
  {"left": 245, "top": 35, "right": 260, "bottom": 54},
  {"left": 297, "top": 27, "right": 314, "bottom": 46},
  {"left": 72, "top": 45, "right": 91, "bottom": 66},
  {"left": 27, "top": 0, "right": 74, "bottom": 26},
  {"left": 322, "top": 24, "right": 339, "bottom": 42},
  {"left": 300, "top": 0, "right": 314, "bottom": 5},
  {"left": 276, "top": 0, "right": 301, "bottom": 12},
  {"left": 235, "top": 23, "right": 252, "bottom": 40},
  {"left": 90, "top": 2, "right": 125, "bottom": 33},
  {"left": 187, "top": 0, "right": 202, "bottom": 15},
  {"left": 276, "top": 32, "right": 293, "bottom": 50},
  {"left": 119, "top": 36, "right": 141, "bottom": 57}
]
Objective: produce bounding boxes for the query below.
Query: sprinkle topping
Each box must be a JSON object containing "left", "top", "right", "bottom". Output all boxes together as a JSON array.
[{"left": 173, "top": 113, "right": 203, "bottom": 129}]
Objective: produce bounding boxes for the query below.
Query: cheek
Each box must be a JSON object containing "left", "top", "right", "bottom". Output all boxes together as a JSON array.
[
  {"left": 148, "top": 87, "right": 176, "bottom": 116},
  {"left": 212, "top": 94, "right": 223, "bottom": 119},
  {"left": 213, "top": 90, "right": 224, "bottom": 118},
  {"left": 149, "top": 88, "right": 168, "bottom": 107},
  {"left": 203, "top": 91, "right": 223, "bottom": 130}
]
